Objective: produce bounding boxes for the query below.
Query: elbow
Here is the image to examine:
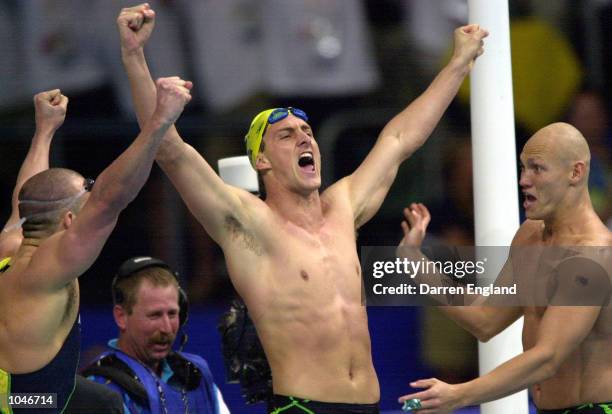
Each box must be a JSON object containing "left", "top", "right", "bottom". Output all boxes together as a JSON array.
[
  {"left": 471, "top": 320, "right": 499, "bottom": 343},
  {"left": 476, "top": 333, "right": 492, "bottom": 343},
  {"left": 536, "top": 348, "right": 561, "bottom": 381},
  {"left": 396, "top": 134, "right": 420, "bottom": 160},
  {"left": 88, "top": 184, "right": 133, "bottom": 214},
  {"left": 380, "top": 132, "right": 417, "bottom": 161},
  {"left": 441, "top": 309, "right": 499, "bottom": 342},
  {"left": 474, "top": 327, "right": 495, "bottom": 343}
]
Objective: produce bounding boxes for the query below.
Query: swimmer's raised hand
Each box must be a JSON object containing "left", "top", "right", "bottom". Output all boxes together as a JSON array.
[
  {"left": 34, "top": 89, "right": 68, "bottom": 136},
  {"left": 117, "top": 3, "right": 156, "bottom": 54},
  {"left": 452, "top": 24, "right": 489, "bottom": 71},
  {"left": 152, "top": 77, "right": 193, "bottom": 126}
]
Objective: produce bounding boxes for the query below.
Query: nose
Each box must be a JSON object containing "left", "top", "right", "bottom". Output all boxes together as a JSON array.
[
  {"left": 519, "top": 170, "right": 531, "bottom": 189},
  {"left": 298, "top": 130, "right": 312, "bottom": 146},
  {"left": 159, "top": 314, "right": 173, "bottom": 333}
]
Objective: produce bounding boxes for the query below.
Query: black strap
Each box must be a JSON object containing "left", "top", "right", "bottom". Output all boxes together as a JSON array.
[{"left": 81, "top": 354, "right": 149, "bottom": 406}]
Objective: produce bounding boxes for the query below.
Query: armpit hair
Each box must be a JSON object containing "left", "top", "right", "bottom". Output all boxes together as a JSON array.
[
  {"left": 62, "top": 281, "right": 78, "bottom": 324},
  {"left": 224, "top": 215, "right": 263, "bottom": 256}
]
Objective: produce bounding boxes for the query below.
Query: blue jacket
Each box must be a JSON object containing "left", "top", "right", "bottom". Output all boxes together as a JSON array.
[{"left": 85, "top": 340, "right": 225, "bottom": 414}]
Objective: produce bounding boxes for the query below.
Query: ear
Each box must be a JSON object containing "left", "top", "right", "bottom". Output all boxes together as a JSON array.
[
  {"left": 569, "top": 161, "right": 586, "bottom": 184},
  {"left": 61, "top": 211, "right": 75, "bottom": 230},
  {"left": 114, "top": 305, "right": 128, "bottom": 331},
  {"left": 255, "top": 150, "right": 271, "bottom": 171}
]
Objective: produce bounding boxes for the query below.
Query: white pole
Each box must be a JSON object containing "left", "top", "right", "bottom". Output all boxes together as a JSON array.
[{"left": 468, "top": 1, "right": 528, "bottom": 414}]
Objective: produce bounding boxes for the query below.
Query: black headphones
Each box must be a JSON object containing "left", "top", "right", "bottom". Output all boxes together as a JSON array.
[{"left": 111, "top": 256, "right": 189, "bottom": 329}]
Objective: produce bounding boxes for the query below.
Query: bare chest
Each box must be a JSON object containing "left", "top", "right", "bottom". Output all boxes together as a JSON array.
[{"left": 266, "top": 220, "right": 362, "bottom": 302}]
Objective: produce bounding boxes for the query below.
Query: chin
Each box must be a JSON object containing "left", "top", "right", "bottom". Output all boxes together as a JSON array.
[
  {"left": 306, "top": 182, "right": 321, "bottom": 192},
  {"left": 526, "top": 208, "right": 552, "bottom": 221},
  {"left": 151, "top": 351, "right": 170, "bottom": 360},
  {"left": 298, "top": 177, "right": 321, "bottom": 191}
]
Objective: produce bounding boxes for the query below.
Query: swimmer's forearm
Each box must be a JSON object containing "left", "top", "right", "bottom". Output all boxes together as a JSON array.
[
  {"left": 5, "top": 131, "right": 53, "bottom": 228},
  {"left": 122, "top": 48, "right": 157, "bottom": 130},
  {"left": 396, "top": 249, "right": 518, "bottom": 340},
  {"left": 122, "top": 44, "right": 184, "bottom": 158},
  {"left": 456, "top": 347, "right": 556, "bottom": 406},
  {"left": 397, "top": 245, "right": 521, "bottom": 339},
  {"left": 156, "top": 134, "right": 188, "bottom": 167},
  {"left": 90, "top": 116, "right": 172, "bottom": 212},
  {"left": 0, "top": 133, "right": 51, "bottom": 255},
  {"left": 457, "top": 307, "right": 600, "bottom": 405},
  {"left": 379, "top": 57, "right": 469, "bottom": 159},
  {"left": 15, "top": 133, "right": 52, "bottom": 197}
]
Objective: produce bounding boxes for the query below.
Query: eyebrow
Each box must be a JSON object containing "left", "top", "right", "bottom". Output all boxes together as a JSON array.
[
  {"left": 275, "top": 127, "right": 295, "bottom": 135},
  {"left": 274, "top": 123, "right": 312, "bottom": 135},
  {"left": 520, "top": 158, "right": 546, "bottom": 168},
  {"left": 275, "top": 124, "right": 312, "bottom": 134}
]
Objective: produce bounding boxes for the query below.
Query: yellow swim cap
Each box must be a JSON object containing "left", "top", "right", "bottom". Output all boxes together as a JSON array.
[
  {"left": 245, "top": 108, "right": 275, "bottom": 168},
  {"left": 245, "top": 107, "right": 310, "bottom": 168}
]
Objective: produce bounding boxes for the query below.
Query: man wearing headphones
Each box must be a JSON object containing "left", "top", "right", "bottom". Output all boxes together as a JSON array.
[{"left": 84, "top": 256, "right": 229, "bottom": 414}]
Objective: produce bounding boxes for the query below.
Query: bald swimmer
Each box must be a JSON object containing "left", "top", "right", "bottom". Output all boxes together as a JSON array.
[
  {"left": 400, "top": 123, "right": 612, "bottom": 414},
  {"left": 0, "top": 77, "right": 192, "bottom": 413}
]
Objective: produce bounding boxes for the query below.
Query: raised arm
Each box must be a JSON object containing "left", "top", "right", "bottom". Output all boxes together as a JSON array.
[
  {"left": 0, "top": 90, "right": 67, "bottom": 257},
  {"left": 398, "top": 203, "right": 522, "bottom": 341},
  {"left": 345, "top": 25, "right": 488, "bottom": 228},
  {"left": 26, "top": 77, "right": 192, "bottom": 290},
  {"left": 117, "top": 4, "right": 257, "bottom": 245},
  {"left": 400, "top": 306, "right": 601, "bottom": 412}
]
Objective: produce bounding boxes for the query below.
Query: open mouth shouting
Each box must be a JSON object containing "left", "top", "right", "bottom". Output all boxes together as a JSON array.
[{"left": 298, "top": 151, "right": 316, "bottom": 174}]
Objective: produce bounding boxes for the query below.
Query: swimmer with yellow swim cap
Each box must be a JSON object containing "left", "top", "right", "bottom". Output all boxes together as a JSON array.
[
  {"left": 119, "top": 4, "right": 488, "bottom": 412},
  {"left": 245, "top": 107, "right": 310, "bottom": 168}
]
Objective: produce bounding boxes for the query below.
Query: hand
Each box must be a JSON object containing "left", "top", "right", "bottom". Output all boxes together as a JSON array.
[
  {"left": 399, "top": 378, "right": 463, "bottom": 414},
  {"left": 399, "top": 203, "right": 430, "bottom": 248},
  {"left": 452, "top": 24, "right": 489, "bottom": 70},
  {"left": 117, "top": 3, "right": 156, "bottom": 54},
  {"left": 152, "top": 76, "right": 193, "bottom": 125},
  {"left": 34, "top": 89, "right": 68, "bottom": 136}
]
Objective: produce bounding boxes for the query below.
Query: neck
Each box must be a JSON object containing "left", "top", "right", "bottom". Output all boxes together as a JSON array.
[
  {"left": 542, "top": 191, "right": 597, "bottom": 241},
  {"left": 265, "top": 186, "right": 324, "bottom": 231},
  {"left": 22, "top": 225, "right": 59, "bottom": 242},
  {"left": 21, "top": 237, "right": 41, "bottom": 248}
]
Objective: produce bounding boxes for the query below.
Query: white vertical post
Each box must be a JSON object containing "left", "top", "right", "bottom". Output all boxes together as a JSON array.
[{"left": 468, "top": 1, "right": 528, "bottom": 414}]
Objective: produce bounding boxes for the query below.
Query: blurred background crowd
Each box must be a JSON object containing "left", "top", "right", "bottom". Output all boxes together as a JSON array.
[{"left": 0, "top": 0, "right": 610, "bottom": 411}]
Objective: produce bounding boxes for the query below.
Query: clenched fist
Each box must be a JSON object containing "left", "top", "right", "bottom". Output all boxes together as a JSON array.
[
  {"left": 152, "top": 77, "right": 193, "bottom": 126},
  {"left": 117, "top": 3, "right": 155, "bottom": 54},
  {"left": 34, "top": 89, "right": 68, "bottom": 136},
  {"left": 452, "top": 24, "right": 489, "bottom": 71}
]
